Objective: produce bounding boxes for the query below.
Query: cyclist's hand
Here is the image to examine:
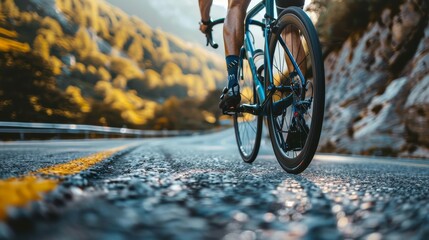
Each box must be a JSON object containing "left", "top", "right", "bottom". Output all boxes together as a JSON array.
[
  {"left": 199, "top": 19, "right": 211, "bottom": 34},
  {"left": 199, "top": 23, "right": 209, "bottom": 34}
]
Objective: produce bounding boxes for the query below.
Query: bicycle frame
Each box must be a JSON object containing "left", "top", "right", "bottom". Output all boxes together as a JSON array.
[
  {"left": 209, "top": 0, "right": 306, "bottom": 116},
  {"left": 206, "top": 2, "right": 323, "bottom": 172},
  {"left": 243, "top": 0, "right": 273, "bottom": 115}
]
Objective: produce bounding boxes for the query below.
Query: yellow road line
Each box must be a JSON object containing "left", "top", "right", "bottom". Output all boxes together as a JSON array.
[
  {"left": 0, "top": 146, "right": 127, "bottom": 220},
  {"left": 36, "top": 146, "right": 126, "bottom": 176}
]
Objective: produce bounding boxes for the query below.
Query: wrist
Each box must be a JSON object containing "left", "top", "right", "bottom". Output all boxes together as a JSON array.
[{"left": 199, "top": 18, "right": 212, "bottom": 25}]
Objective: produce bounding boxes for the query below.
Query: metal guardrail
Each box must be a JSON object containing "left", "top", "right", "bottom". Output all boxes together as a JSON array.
[{"left": 0, "top": 121, "right": 197, "bottom": 140}]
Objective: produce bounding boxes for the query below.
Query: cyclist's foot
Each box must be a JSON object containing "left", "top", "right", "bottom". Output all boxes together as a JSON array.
[{"left": 219, "top": 84, "right": 241, "bottom": 112}]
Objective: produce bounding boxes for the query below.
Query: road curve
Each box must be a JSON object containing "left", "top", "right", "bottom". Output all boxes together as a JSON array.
[{"left": 0, "top": 129, "right": 428, "bottom": 239}]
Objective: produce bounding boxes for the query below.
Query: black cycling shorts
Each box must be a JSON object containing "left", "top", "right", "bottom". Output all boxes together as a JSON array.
[{"left": 276, "top": 0, "right": 305, "bottom": 15}]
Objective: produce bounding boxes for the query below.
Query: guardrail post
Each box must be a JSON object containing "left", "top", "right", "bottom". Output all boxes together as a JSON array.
[{"left": 20, "top": 132, "right": 24, "bottom": 141}]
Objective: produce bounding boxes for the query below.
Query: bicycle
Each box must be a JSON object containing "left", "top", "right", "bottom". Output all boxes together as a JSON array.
[{"left": 205, "top": 0, "right": 325, "bottom": 174}]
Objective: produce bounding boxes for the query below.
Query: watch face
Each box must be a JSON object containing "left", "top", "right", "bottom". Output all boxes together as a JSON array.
[{"left": 201, "top": 19, "right": 211, "bottom": 25}]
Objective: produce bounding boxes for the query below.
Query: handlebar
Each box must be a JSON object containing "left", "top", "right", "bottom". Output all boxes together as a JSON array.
[
  {"left": 206, "top": 32, "right": 218, "bottom": 49},
  {"left": 205, "top": 18, "right": 224, "bottom": 49},
  {"left": 204, "top": 18, "right": 265, "bottom": 49}
]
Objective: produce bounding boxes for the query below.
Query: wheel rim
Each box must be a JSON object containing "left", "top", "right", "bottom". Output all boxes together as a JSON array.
[
  {"left": 234, "top": 58, "right": 260, "bottom": 159},
  {"left": 270, "top": 18, "right": 315, "bottom": 162}
]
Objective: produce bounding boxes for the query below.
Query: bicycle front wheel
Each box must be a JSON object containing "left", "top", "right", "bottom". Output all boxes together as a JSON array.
[
  {"left": 233, "top": 54, "right": 263, "bottom": 163},
  {"left": 267, "top": 7, "right": 325, "bottom": 174}
]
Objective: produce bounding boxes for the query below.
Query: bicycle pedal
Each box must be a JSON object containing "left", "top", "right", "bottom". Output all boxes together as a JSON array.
[
  {"left": 222, "top": 109, "right": 236, "bottom": 115},
  {"left": 222, "top": 105, "right": 240, "bottom": 115}
]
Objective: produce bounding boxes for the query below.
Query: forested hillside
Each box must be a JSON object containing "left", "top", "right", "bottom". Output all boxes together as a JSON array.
[
  {"left": 105, "top": 0, "right": 226, "bottom": 51},
  {"left": 0, "top": 0, "right": 225, "bottom": 129}
]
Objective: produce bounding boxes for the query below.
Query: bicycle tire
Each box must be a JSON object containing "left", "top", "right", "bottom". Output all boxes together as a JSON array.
[
  {"left": 233, "top": 51, "right": 263, "bottom": 163},
  {"left": 266, "top": 7, "right": 325, "bottom": 174}
]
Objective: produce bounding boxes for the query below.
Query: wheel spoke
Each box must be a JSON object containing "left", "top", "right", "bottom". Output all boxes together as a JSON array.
[
  {"left": 297, "top": 52, "right": 310, "bottom": 70},
  {"left": 264, "top": 8, "right": 325, "bottom": 174},
  {"left": 273, "top": 64, "right": 290, "bottom": 82},
  {"left": 274, "top": 117, "right": 286, "bottom": 148},
  {"left": 234, "top": 57, "right": 262, "bottom": 162}
]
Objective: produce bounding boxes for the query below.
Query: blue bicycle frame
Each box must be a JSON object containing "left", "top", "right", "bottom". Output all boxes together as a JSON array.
[
  {"left": 208, "top": 0, "right": 306, "bottom": 116},
  {"left": 243, "top": 0, "right": 273, "bottom": 106}
]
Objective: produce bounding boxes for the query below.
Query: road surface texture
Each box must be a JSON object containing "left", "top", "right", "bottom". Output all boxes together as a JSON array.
[{"left": 0, "top": 129, "right": 428, "bottom": 240}]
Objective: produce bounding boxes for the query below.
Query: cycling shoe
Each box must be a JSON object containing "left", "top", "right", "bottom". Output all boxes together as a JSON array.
[{"left": 219, "top": 85, "right": 241, "bottom": 112}]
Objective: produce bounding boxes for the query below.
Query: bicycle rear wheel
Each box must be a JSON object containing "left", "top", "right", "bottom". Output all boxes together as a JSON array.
[
  {"left": 267, "top": 7, "right": 325, "bottom": 174},
  {"left": 233, "top": 52, "right": 263, "bottom": 163}
]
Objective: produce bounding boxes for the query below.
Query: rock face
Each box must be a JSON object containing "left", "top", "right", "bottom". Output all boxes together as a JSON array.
[{"left": 320, "top": 0, "right": 429, "bottom": 157}]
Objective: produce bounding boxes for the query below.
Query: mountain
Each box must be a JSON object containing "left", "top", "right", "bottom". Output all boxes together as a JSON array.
[
  {"left": 315, "top": 0, "right": 429, "bottom": 157},
  {"left": 0, "top": 0, "right": 226, "bottom": 129},
  {"left": 105, "top": 0, "right": 227, "bottom": 52}
]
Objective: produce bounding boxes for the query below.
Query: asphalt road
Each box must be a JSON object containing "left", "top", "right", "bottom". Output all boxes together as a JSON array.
[{"left": 0, "top": 129, "right": 428, "bottom": 240}]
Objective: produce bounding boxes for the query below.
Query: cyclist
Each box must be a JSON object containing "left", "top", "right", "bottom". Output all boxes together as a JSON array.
[{"left": 198, "top": 0, "right": 305, "bottom": 111}]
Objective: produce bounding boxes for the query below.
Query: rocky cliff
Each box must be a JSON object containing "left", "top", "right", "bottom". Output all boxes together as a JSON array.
[{"left": 320, "top": 0, "right": 429, "bottom": 157}]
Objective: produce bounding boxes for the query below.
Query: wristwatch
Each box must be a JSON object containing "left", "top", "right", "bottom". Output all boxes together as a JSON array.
[{"left": 199, "top": 19, "right": 212, "bottom": 25}]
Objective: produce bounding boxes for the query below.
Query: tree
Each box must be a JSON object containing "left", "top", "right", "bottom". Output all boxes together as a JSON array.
[
  {"left": 200, "top": 89, "right": 222, "bottom": 125},
  {"left": 74, "top": 27, "right": 95, "bottom": 57},
  {"left": 127, "top": 77, "right": 149, "bottom": 97},
  {"left": 112, "top": 26, "right": 129, "bottom": 49},
  {"left": 84, "top": 102, "right": 124, "bottom": 127},
  {"left": 81, "top": 53, "right": 108, "bottom": 68},
  {"left": 66, "top": 86, "right": 91, "bottom": 113},
  {"left": 72, "top": 0, "right": 87, "bottom": 26},
  {"left": 110, "top": 57, "right": 142, "bottom": 79},
  {"left": 113, "top": 75, "right": 127, "bottom": 89},
  {"left": 127, "top": 38, "right": 143, "bottom": 61},
  {"left": 162, "top": 62, "right": 182, "bottom": 86},
  {"left": 50, "top": 56, "right": 63, "bottom": 75},
  {"left": 2, "top": 0, "right": 19, "bottom": 18},
  {"left": 148, "top": 96, "right": 209, "bottom": 130},
  {"left": 41, "top": 17, "right": 63, "bottom": 37},
  {"left": 86, "top": 0, "right": 100, "bottom": 31},
  {"left": 98, "top": 67, "right": 111, "bottom": 81},
  {"left": 0, "top": 6, "right": 4, "bottom": 23},
  {"left": 143, "top": 69, "right": 162, "bottom": 88},
  {"left": 33, "top": 35, "right": 50, "bottom": 60},
  {"left": 0, "top": 51, "right": 80, "bottom": 122}
]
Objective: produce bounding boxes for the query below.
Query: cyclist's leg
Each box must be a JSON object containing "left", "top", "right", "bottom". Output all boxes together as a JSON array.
[
  {"left": 219, "top": 0, "right": 251, "bottom": 110},
  {"left": 277, "top": 0, "right": 306, "bottom": 75},
  {"left": 284, "top": 25, "right": 307, "bottom": 76},
  {"left": 224, "top": 0, "right": 251, "bottom": 56}
]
